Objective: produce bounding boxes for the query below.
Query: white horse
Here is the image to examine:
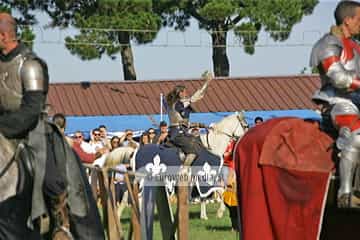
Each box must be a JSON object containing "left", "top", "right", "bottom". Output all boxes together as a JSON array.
[
  {"left": 197, "top": 112, "right": 248, "bottom": 220},
  {"left": 103, "top": 112, "right": 248, "bottom": 239}
]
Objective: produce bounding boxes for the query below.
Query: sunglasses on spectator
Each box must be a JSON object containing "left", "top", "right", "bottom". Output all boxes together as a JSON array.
[
  {"left": 74, "top": 135, "right": 83, "bottom": 139},
  {"left": 93, "top": 133, "right": 101, "bottom": 136},
  {"left": 149, "top": 131, "right": 155, "bottom": 134}
]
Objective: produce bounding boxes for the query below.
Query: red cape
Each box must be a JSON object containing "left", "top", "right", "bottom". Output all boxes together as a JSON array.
[{"left": 235, "top": 118, "right": 334, "bottom": 240}]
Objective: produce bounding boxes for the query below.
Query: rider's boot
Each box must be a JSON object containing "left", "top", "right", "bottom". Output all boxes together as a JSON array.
[
  {"left": 183, "top": 153, "right": 197, "bottom": 167},
  {"left": 49, "top": 191, "right": 73, "bottom": 240},
  {"left": 179, "top": 153, "right": 197, "bottom": 179}
]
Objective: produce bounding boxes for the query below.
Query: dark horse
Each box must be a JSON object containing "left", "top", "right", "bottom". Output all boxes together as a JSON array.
[
  {"left": 234, "top": 117, "right": 360, "bottom": 240},
  {"left": 0, "top": 125, "right": 104, "bottom": 239}
]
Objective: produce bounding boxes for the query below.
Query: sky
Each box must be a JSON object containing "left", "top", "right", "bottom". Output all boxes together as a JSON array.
[{"left": 30, "top": 0, "right": 338, "bottom": 83}]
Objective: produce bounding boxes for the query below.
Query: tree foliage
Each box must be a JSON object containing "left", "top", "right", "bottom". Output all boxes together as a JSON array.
[
  {"left": 156, "top": 0, "right": 318, "bottom": 76},
  {"left": 1, "top": 0, "right": 319, "bottom": 80},
  {"left": 43, "top": 0, "right": 162, "bottom": 80}
]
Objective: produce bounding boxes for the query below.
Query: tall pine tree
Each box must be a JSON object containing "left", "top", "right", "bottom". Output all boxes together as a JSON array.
[{"left": 156, "top": 0, "right": 318, "bottom": 77}]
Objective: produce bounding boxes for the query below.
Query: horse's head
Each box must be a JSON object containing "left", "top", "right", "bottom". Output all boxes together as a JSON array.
[
  {"left": 211, "top": 111, "right": 248, "bottom": 141},
  {"left": 233, "top": 111, "right": 249, "bottom": 139},
  {"left": 103, "top": 146, "right": 135, "bottom": 168},
  {"left": 202, "top": 111, "right": 248, "bottom": 157}
]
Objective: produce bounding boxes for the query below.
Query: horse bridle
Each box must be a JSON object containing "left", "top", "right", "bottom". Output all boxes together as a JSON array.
[{"left": 205, "top": 114, "right": 249, "bottom": 149}]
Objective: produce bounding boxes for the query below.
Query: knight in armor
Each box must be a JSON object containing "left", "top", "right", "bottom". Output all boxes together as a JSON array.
[
  {"left": 165, "top": 72, "right": 212, "bottom": 167},
  {"left": 310, "top": 1, "right": 360, "bottom": 208},
  {"left": 0, "top": 13, "right": 104, "bottom": 239}
]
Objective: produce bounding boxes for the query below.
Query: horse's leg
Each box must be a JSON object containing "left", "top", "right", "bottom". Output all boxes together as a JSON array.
[
  {"left": 216, "top": 200, "right": 226, "bottom": 218},
  {"left": 200, "top": 200, "right": 208, "bottom": 220},
  {"left": 156, "top": 185, "right": 176, "bottom": 240},
  {"left": 141, "top": 184, "right": 156, "bottom": 240}
]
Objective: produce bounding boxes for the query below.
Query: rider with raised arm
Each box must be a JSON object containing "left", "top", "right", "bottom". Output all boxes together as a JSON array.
[
  {"left": 310, "top": 0, "right": 360, "bottom": 208},
  {"left": 166, "top": 72, "right": 213, "bottom": 166}
]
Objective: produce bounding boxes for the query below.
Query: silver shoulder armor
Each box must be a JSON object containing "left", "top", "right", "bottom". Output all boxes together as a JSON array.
[
  {"left": 20, "top": 59, "right": 48, "bottom": 92},
  {"left": 310, "top": 34, "right": 342, "bottom": 68}
]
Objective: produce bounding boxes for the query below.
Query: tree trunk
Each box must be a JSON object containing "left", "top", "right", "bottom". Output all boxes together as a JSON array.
[
  {"left": 118, "top": 32, "right": 137, "bottom": 80},
  {"left": 211, "top": 30, "right": 229, "bottom": 77}
]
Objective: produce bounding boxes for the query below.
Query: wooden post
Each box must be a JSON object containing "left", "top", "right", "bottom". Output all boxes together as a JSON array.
[
  {"left": 125, "top": 173, "right": 141, "bottom": 240},
  {"left": 124, "top": 173, "right": 140, "bottom": 218},
  {"left": 83, "top": 165, "right": 143, "bottom": 240},
  {"left": 109, "top": 171, "right": 124, "bottom": 238},
  {"left": 98, "top": 169, "right": 122, "bottom": 240},
  {"left": 90, "top": 168, "right": 99, "bottom": 201},
  {"left": 131, "top": 182, "right": 141, "bottom": 240},
  {"left": 97, "top": 170, "right": 109, "bottom": 235},
  {"left": 109, "top": 172, "right": 117, "bottom": 210},
  {"left": 177, "top": 172, "right": 189, "bottom": 240}
]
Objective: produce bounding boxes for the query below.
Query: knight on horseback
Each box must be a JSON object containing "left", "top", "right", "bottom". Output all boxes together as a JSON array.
[
  {"left": 310, "top": 0, "right": 360, "bottom": 208},
  {"left": 165, "top": 72, "right": 212, "bottom": 168},
  {"left": 0, "top": 12, "right": 104, "bottom": 240}
]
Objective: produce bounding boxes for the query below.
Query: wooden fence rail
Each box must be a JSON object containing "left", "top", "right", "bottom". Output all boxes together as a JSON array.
[
  {"left": 83, "top": 164, "right": 189, "bottom": 240},
  {"left": 83, "top": 164, "right": 141, "bottom": 240}
]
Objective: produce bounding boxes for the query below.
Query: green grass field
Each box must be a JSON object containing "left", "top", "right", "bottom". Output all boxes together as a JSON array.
[{"left": 119, "top": 202, "right": 240, "bottom": 240}]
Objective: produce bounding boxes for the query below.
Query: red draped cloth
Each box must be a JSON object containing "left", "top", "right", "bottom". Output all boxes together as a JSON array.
[{"left": 235, "top": 117, "right": 335, "bottom": 240}]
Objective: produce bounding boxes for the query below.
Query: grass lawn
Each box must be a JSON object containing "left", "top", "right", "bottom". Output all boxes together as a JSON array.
[{"left": 119, "top": 202, "right": 240, "bottom": 240}]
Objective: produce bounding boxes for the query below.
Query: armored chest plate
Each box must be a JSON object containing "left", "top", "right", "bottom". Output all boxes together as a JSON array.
[{"left": 0, "top": 54, "right": 24, "bottom": 112}]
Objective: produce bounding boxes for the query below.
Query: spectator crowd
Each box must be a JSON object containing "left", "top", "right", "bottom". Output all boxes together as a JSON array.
[{"left": 51, "top": 112, "right": 264, "bottom": 230}]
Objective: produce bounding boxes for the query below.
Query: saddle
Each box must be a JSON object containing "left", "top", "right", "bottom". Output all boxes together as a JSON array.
[{"left": 162, "top": 135, "right": 205, "bottom": 163}]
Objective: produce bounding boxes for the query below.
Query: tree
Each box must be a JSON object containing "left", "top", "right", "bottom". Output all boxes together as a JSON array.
[
  {"left": 156, "top": 0, "right": 318, "bottom": 77},
  {"left": 43, "top": 0, "right": 162, "bottom": 80}
]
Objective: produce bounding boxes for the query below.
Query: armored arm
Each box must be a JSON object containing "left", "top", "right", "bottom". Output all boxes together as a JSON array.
[
  {"left": 0, "top": 58, "right": 48, "bottom": 138},
  {"left": 312, "top": 39, "right": 360, "bottom": 90},
  {"left": 183, "top": 72, "right": 213, "bottom": 107}
]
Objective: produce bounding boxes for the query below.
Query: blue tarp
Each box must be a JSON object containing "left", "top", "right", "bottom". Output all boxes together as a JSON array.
[{"left": 64, "top": 109, "right": 320, "bottom": 136}]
